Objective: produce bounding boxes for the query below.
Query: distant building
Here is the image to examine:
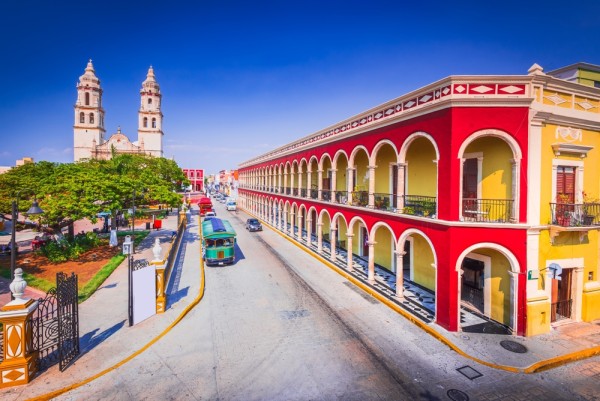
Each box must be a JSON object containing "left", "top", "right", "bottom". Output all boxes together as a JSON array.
[
  {"left": 0, "top": 157, "right": 34, "bottom": 174},
  {"left": 73, "top": 60, "right": 164, "bottom": 161},
  {"left": 182, "top": 168, "right": 204, "bottom": 192},
  {"left": 547, "top": 62, "right": 600, "bottom": 88}
]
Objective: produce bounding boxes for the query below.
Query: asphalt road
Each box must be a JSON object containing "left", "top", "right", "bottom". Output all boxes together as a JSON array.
[{"left": 54, "top": 202, "right": 600, "bottom": 401}]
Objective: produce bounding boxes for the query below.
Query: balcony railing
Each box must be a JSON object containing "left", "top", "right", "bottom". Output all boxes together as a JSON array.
[
  {"left": 300, "top": 188, "right": 307, "bottom": 198},
  {"left": 292, "top": 188, "right": 298, "bottom": 196},
  {"left": 335, "top": 191, "right": 348, "bottom": 204},
  {"left": 284, "top": 187, "right": 291, "bottom": 195},
  {"left": 322, "top": 189, "right": 332, "bottom": 202},
  {"left": 403, "top": 195, "right": 437, "bottom": 218},
  {"left": 462, "top": 198, "right": 514, "bottom": 223},
  {"left": 310, "top": 188, "right": 318, "bottom": 199},
  {"left": 550, "top": 202, "right": 600, "bottom": 227},
  {"left": 351, "top": 191, "right": 369, "bottom": 208},
  {"left": 373, "top": 193, "right": 395, "bottom": 211}
]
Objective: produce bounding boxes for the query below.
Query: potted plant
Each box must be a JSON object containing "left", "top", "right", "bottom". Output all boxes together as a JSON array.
[
  {"left": 582, "top": 191, "right": 598, "bottom": 225},
  {"left": 555, "top": 193, "right": 571, "bottom": 226}
]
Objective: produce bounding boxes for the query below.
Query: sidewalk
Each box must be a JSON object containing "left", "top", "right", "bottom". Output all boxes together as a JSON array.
[
  {"left": 269, "top": 217, "right": 600, "bottom": 374},
  {"left": 0, "top": 210, "right": 202, "bottom": 401}
]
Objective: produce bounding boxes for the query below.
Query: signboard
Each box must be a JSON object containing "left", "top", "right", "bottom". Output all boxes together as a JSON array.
[{"left": 132, "top": 259, "right": 156, "bottom": 325}]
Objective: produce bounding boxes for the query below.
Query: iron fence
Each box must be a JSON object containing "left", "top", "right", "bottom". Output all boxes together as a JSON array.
[
  {"left": 310, "top": 189, "right": 318, "bottom": 199},
  {"left": 463, "top": 198, "right": 514, "bottom": 223},
  {"left": 300, "top": 188, "right": 307, "bottom": 198},
  {"left": 321, "top": 189, "right": 332, "bottom": 202},
  {"left": 335, "top": 191, "right": 348, "bottom": 204}
]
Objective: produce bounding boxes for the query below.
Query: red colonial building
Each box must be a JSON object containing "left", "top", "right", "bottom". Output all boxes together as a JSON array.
[
  {"left": 237, "top": 64, "right": 600, "bottom": 337},
  {"left": 182, "top": 168, "right": 204, "bottom": 192}
]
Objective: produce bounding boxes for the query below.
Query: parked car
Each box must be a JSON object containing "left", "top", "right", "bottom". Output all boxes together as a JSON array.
[
  {"left": 245, "top": 218, "right": 262, "bottom": 232},
  {"left": 204, "top": 211, "right": 217, "bottom": 221}
]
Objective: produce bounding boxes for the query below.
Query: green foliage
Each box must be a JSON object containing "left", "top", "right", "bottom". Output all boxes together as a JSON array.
[
  {"left": 0, "top": 154, "right": 188, "bottom": 233},
  {"left": 39, "top": 232, "right": 102, "bottom": 262},
  {"left": 78, "top": 254, "right": 125, "bottom": 303}
]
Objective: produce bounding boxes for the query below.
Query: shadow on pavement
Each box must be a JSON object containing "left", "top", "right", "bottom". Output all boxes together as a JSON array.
[{"left": 79, "top": 319, "right": 127, "bottom": 355}]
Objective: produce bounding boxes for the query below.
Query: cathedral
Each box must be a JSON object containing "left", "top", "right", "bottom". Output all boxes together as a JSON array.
[{"left": 73, "top": 60, "right": 164, "bottom": 161}]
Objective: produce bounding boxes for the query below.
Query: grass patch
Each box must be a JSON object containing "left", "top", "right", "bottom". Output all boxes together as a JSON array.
[{"left": 0, "top": 268, "right": 55, "bottom": 294}]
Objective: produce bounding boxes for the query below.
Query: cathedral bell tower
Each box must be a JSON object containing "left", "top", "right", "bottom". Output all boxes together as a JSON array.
[
  {"left": 73, "top": 60, "right": 105, "bottom": 161},
  {"left": 137, "top": 66, "right": 164, "bottom": 157}
]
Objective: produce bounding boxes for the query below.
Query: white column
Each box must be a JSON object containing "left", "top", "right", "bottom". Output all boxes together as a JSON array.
[
  {"left": 367, "top": 240, "right": 376, "bottom": 283},
  {"left": 317, "top": 223, "right": 323, "bottom": 253},
  {"left": 347, "top": 167, "right": 354, "bottom": 206},
  {"left": 307, "top": 217, "right": 313, "bottom": 247},
  {"left": 330, "top": 227, "right": 337, "bottom": 261},
  {"left": 511, "top": 158, "right": 520, "bottom": 223},
  {"left": 395, "top": 250, "right": 405, "bottom": 298},
  {"left": 317, "top": 169, "right": 323, "bottom": 200},
  {"left": 397, "top": 162, "right": 406, "bottom": 211},
  {"left": 307, "top": 169, "right": 312, "bottom": 198},
  {"left": 346, "top": 234, "right": 354, "bottom": 271},
  {"left": 290, "top": 169, "right": 295, "bottom": 195},
  {"left": 298, "top": 170, "right": 303, "bottom": 197},
  {"left": 331, "top": 169, "right": 337, "bottom": 202},
  {"left": 289, "top": 210, "right": 295, "bottom": 235},
  {"left": 368, "top": 165, "right": 376, "bottom": 208},
  {"left": 297, "top": 211, "right": 304, "bottom": 241}
]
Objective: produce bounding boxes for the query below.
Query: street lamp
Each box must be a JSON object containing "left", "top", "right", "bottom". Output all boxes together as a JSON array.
[{"left": 10, "top": 193, "right": 44, "bottom": 300}]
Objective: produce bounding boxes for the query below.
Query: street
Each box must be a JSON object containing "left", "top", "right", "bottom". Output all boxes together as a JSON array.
[{"left": 53, "top": 202, "right": 600, "bottom": 401}]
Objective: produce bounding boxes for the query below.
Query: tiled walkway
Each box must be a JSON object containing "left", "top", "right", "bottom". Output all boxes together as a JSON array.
[{"left": 273, "top": 222, "right": 508, "bottom": 333}]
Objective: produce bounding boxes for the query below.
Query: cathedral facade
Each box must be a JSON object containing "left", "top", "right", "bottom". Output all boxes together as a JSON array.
[{"left": 73, "top": 60, "right": 164, "bottom": 161}]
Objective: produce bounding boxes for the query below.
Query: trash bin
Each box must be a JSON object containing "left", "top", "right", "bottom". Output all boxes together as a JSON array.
[
  {"left": 153, "top": 219, "right": 162, "bottom": 230},
  {"left": 145, "top": 222, "right": 151, "bottom": 230}
]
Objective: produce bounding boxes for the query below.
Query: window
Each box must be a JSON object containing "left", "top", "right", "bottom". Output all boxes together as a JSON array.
[
  {"left": 143, "top": 117, "right": 148, "bottom": 128},
  {"left": 79, "top": 112, "right": 85, "bottom": 123},
  {"left": 152, "top": 118, "right": 157, "bottom": 128},
  {"left": 85, "top": 92, "right": 90, "bottom": 106},
  {"left": 89, "top": 113, "right": 94, "bottom": 124},
  {"left": 148, "top": 98, "right": 152, "bottom": 105},
  {"left": 557, "top": 166, "right": 576, "bottom": 203}
]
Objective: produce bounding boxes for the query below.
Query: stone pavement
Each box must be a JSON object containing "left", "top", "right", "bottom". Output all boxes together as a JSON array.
[{"left": 0, "top": 209, "right": 202, "bottom": 401}]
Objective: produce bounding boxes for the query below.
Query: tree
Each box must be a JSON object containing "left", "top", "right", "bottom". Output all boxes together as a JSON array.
[{"left": 0, "top": 154, "right": 189, "bottom": 234}]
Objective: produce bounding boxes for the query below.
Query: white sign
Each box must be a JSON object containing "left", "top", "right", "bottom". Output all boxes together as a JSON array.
[{"left": 132, "top": 263, "right": 156, "bottom": 325}]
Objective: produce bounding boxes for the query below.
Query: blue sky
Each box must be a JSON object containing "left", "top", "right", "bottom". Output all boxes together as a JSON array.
[{"left": 1, "top": 1, "right": 599, "bottom": 176}]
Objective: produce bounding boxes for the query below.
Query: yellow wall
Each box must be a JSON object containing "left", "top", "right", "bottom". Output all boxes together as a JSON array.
[
  {"left": 406, "top": 137, "right": 437, "bottom": 197},
  {"left": 474, "top": 249, "right": 512, "bottom": 326},
  {"left": 337, "top": 218, "right": 348, "bottom": 250},
  {"left": 336, "top": 156, "right": 348, "bottom": 191},
  {"left": 412, "top": 235, "right": 435, "bottom": 290},
  {"left": 374, "top": 145, "right": 395, "bottom": 193},
  {"left": 526, "top": 298, "right": 551, "bottom": 336},
  {"left": 354, "top": 151, "right": 369, "bottom": 190},
  {"left": 464, "top": 137, "right": 513, "bottom": 201},
  {"left": 373, "top": 227, "right": 393, "bottom": 270},
  {"left": 352, "top": 223, "right": 365, "bottom": 255},
  {"left": 582, "top": 287, "right": 600, "bottom": 321}
]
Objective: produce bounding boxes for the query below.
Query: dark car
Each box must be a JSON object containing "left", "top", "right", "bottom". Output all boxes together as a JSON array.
[{"left": 245, "top": 218, "right": 262, "bottom": 232}]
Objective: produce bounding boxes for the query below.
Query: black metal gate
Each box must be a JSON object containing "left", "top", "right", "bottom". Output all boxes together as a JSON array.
[{"left": 32, "top": 272, "right": 80, "bottom": 372}]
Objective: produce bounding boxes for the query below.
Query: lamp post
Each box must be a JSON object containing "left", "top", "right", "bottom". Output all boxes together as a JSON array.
[{"left": 10, "top": 194, "right": 44, "bottom": 300}]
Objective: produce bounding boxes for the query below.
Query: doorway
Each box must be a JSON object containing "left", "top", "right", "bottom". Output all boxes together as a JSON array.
[
  {"left": 551, "top": 268, "right": 573, "bottom": 322},
  {"left": 461, "top": 257, "right": 484, "bottom": 314}
]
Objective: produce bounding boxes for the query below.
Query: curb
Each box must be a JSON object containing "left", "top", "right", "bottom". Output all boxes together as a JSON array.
[
  {"left": 27, "top": 216, "right": 206, "bottom": 401},
  {"left": 249, "top": 210, "right": 600, "bottom": 374}
]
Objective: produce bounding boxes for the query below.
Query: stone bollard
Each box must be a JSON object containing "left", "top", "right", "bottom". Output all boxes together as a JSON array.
[{"left": 0, "top": 268, "right": 39, "bottom": 388}]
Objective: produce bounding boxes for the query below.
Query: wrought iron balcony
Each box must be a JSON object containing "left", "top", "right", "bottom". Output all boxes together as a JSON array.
[
  {"left": 322, "top": 189, "right": 332, "bottom": 202},
  {"left": 373, "top": 193, "right": 395, "bottom": 211},
  {"left": 550, "top": 202, "right": 599, "bottom": 227},
  {"left": 463, "top": 198, "right": 514, "bottom": 223},
  {"left": 402, "top": 195, "right": 437, "bottom": 218}
]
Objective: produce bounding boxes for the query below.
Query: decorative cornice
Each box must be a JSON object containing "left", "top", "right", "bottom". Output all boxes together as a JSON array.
[{"left": 239, "top": 76, "right": 532, "bottom": 168}]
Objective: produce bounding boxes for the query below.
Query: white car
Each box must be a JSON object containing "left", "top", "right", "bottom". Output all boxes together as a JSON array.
[{"left": 226, "top": 200, "right": 237, "bottom": 211}]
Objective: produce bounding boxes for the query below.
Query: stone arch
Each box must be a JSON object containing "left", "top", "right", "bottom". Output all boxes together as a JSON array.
[{"left": 455, "top": 242, "right": 520, "bottom": 332}]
